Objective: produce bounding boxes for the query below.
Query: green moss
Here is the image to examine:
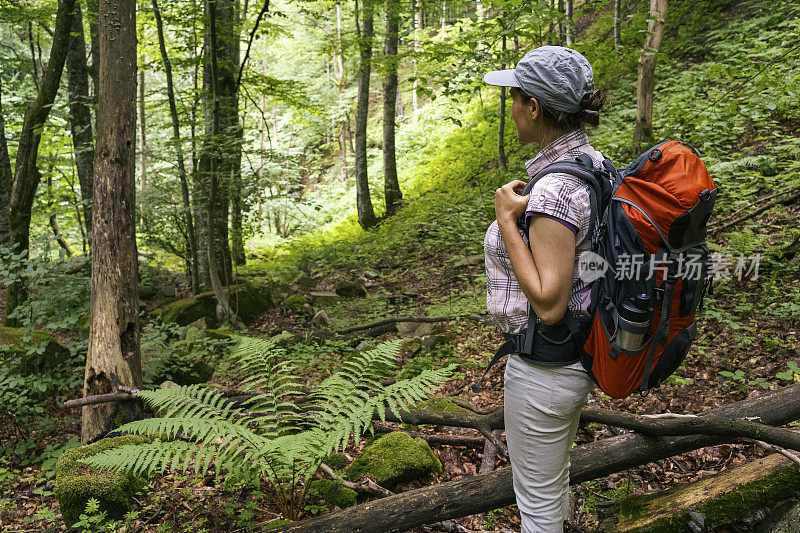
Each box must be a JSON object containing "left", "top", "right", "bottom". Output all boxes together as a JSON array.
[
  {"left": 152, "top": 282, "right": 273, "bottom": 327},
  {"left": 206, "top": 328, "right": 235, "bottom": 340},
  {"left": 621, "top": 464, "right": 800, "bottom": 532},
  {"left": 324, "top": 452, "right": 348, "bottom": 470},
  {"left": 412, "top": 396, "right": 470, "bottom": 413},
  {"left": 0, "top": 326, "right": 70, "bottom": 375},
  {"left": 152, "top": 293, "right": 217, "bottom": 327},
  {"left": 54, "top": 435, "right": 151, "bottom": 526},
  {"left": 229, "top": 282, "right": 274, "bottom": 323},
  {"left": 307, "top": 479, "right": 357, "bottom": 509},
  {"left": 283, "top": 293, "right": 310, "bottom": 311},
  {"left": 344, "top": 431, "right": 442, "bottom": 488},
  {"left": 403, "top": 396, "right": 471, "bottom": 431}
]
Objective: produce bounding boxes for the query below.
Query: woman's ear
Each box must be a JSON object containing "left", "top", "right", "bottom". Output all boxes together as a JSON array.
[{"left": 529, "top": 97, "right": 540, "bottom": 121}]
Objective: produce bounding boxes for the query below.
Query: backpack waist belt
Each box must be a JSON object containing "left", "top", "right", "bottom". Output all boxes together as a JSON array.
[{"left": 472, "top": 311, "right": 582, "bottom": 393}]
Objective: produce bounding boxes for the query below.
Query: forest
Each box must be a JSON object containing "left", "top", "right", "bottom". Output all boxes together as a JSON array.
[{"left": 1, "top": 0, "right": 800, "bottom": 530}]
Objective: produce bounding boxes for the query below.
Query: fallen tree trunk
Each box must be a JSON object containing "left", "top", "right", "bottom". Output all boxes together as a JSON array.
[
  {"left": 268, "top": 383, "right": 800, "bottom": 533},
  {"left": 66, "top": 390, "right": 800, "bottom": 454},
  {"left": 335, "top": 313, "right": 490, "bottom": 335}
]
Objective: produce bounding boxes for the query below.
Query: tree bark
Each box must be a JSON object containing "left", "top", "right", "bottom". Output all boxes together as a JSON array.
[
  {"left": 229, "top": 0, "right": 246, "bottom": 268},
  {"left": 66, "top": 0, "right": 94, "bottom": 248},
  {"left": 565, "top": 0, "right": 573, "bottom": 46},
  {"left": 138, "top": 62, "right": 147, "bottom": 222},
  {"left": 271, "top": 383, "right": 800, "bottom": 532},
  {"left": 614, "top": 0, "right": 622, "bottom": 51},
  {"left": 85, "top": 0, "right": 100, "bottom": 103},
  {"left": 152, "top": 0, "right": 200, "bottom": 294},
  {"left": 412, "top": 0, "right": 421, "bottom": 112},
  {"left": 3, "top": 0, "right": 76, "bottom": 326},
  {"left": 201, "top": 0, "right": 245, "bottom": 327},
  {"left": 82, "top": 0, "right": 143, "bottom": 443},
  {"left": 382, "top": 0, "right": 402, "bottom": 216},
  {"left": 336, "top": 2, "right": 348, "bottom": 183},
  {"left": 0, "top": 82, "right": 12, "bottom": 247},
  {"left": 498, "top": 33, "right": 508, "bottom": 171},
  {"left": 354, "top": 0, "right": 378, "bottom": 229},
  {"left": 633, "top": 0, "right": 667, "bottom": 151},
  {"left": 46, "top": 171, "right": 74, "bottom": 257}
]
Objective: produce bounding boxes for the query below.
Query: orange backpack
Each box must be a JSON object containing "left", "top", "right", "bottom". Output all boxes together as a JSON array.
[{"left": 474, "top": 141, "right": 717, "bottom": 399}]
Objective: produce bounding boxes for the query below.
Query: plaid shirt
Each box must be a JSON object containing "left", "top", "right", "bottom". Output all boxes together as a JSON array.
[{"left": 484, "top": 129, "right": 604, "bottom": 334}]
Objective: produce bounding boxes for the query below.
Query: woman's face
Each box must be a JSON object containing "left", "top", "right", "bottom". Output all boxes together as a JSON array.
[{"left": 510, "top": 87, "right": 539, "bottom": 145}]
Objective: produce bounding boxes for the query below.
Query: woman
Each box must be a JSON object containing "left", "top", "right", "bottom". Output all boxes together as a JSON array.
[{"left": 482, "top": 46, "right": 605, "bottom": 533}]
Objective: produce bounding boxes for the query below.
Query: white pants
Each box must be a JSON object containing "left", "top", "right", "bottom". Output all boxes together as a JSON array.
[{"left": 503, "top": 354, "right": 593, "bottom": 533}]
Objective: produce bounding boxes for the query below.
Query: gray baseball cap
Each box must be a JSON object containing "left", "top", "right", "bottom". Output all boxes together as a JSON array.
[{"left": 484, "top": 45, "right": 595, "bottom": 114}]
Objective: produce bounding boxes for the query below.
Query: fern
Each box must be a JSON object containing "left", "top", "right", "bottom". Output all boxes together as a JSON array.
[{"left": 82, "top": 335, "right": 455, "bottom": 504}]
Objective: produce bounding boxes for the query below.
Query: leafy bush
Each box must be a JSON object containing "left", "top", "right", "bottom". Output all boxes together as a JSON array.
[{"left": 0, "top": 243, "right": 90, "bottom": 334}]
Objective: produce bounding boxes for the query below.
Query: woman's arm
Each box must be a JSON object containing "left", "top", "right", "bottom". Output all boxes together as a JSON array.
[{"left": 495, "top": 180, "right": 577, "bottom": 325}]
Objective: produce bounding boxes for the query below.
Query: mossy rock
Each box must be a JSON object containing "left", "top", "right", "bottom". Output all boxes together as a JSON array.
[
  {"left": 152, "top": 292, "right": 217, "bottom": 327},
  {"left": 55, "top": 435, "right": 151, "bottom": 526},
  {"left": 0, "top": 326, "right": 70, "bottom": 375},
  {"left": 307, "top": 479, "right": 357, "bottom": 509},
  {"left": 283, "top": 293, "right": 310, "bottom": 311},
  {"left": 228, "top": 282, "right": 274, "bottom": 323},
  {"left": 344, "top": 431, "right": 442, "bottom": 488},
  {"left": 152, "top": 282, "right": 273, "bottom": 327}
]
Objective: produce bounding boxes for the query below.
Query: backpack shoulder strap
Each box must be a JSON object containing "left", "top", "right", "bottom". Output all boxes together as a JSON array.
[{"left": 521, "top": 158, "right": 611, "bottom": 248}]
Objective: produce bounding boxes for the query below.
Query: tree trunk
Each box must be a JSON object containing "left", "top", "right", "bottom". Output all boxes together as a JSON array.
[
  {"left": 152, "top": 0, "right": 200, "bottom": 294},
  {"left": 138, "top": 62, "right": 147, "bottom": 227},
  {"left": 565, "top": 0, "right": 573, "bottom": 46},
  {"left": 633, "top": 0, "right": 667, "bottom": 151},
  {"left": 382, "top": 0, "right": 402, "bottom": 216},
  {"left": 336, "top": 2, "right": 348, "bottom": 183},
  {"left": 3, "top": 0, "right": 76, "bottom": 326},
  {"left": 258, "top": 56, "right": 266, "bottom": 224},
  {"left": 271, "top": 383, "right": 800, "bottom": 532},
  {"left": 46, "top": 171, "right": 74, "bottom": 257},
  {"left": 354, "top": 0, "right": 377, "bottom": 229},
  {"left": 614, "top": 0, "right": 622, "bottom": 51},
  {"left": 201, "top": 0, "right": 244, "bottom": 327},
  {"left": 0, "top": 83, "right": 12, "bottom": 248},
  {"left": 82, "top": 0, "right": 143, "bottom": 443},
  {"left": 557, "top": 0, "right": 564, "bottom": 43},
  {"left": 498, "top": 34, "right": 508, "bottom": 171},
  {"left": 66, "top": 0, "right": 94, "bottom": 248},
  {"left": 412, "top": 0, "right": 421, "bottom": 112},
  {"left": 86, "top": 0, "right": 100, "bottom": 103},
  {"left": 229, "top": 2, "right": 246, "bottom": 268}
]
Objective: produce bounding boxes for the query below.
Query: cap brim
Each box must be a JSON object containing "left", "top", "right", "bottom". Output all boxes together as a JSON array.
[{"left": 483, "top": 69, "right": 520, "bottom": 87}]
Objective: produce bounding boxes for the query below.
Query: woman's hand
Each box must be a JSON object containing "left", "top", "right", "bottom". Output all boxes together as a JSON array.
[{"left": 495, "top": 180, "right": 529, "bottom": 226}]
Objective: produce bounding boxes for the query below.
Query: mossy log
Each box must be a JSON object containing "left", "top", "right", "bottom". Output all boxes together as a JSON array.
[
  {"left": 614, "top": 453, "right": 799, "bottom": 532},
  {"left": 268, "top": 382, "right": 800, "bottom": 533}
]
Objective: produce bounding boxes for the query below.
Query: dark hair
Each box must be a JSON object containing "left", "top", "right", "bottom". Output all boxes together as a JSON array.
[{"left": 516, "top": 89, "right": 606, "bottom": 129}]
